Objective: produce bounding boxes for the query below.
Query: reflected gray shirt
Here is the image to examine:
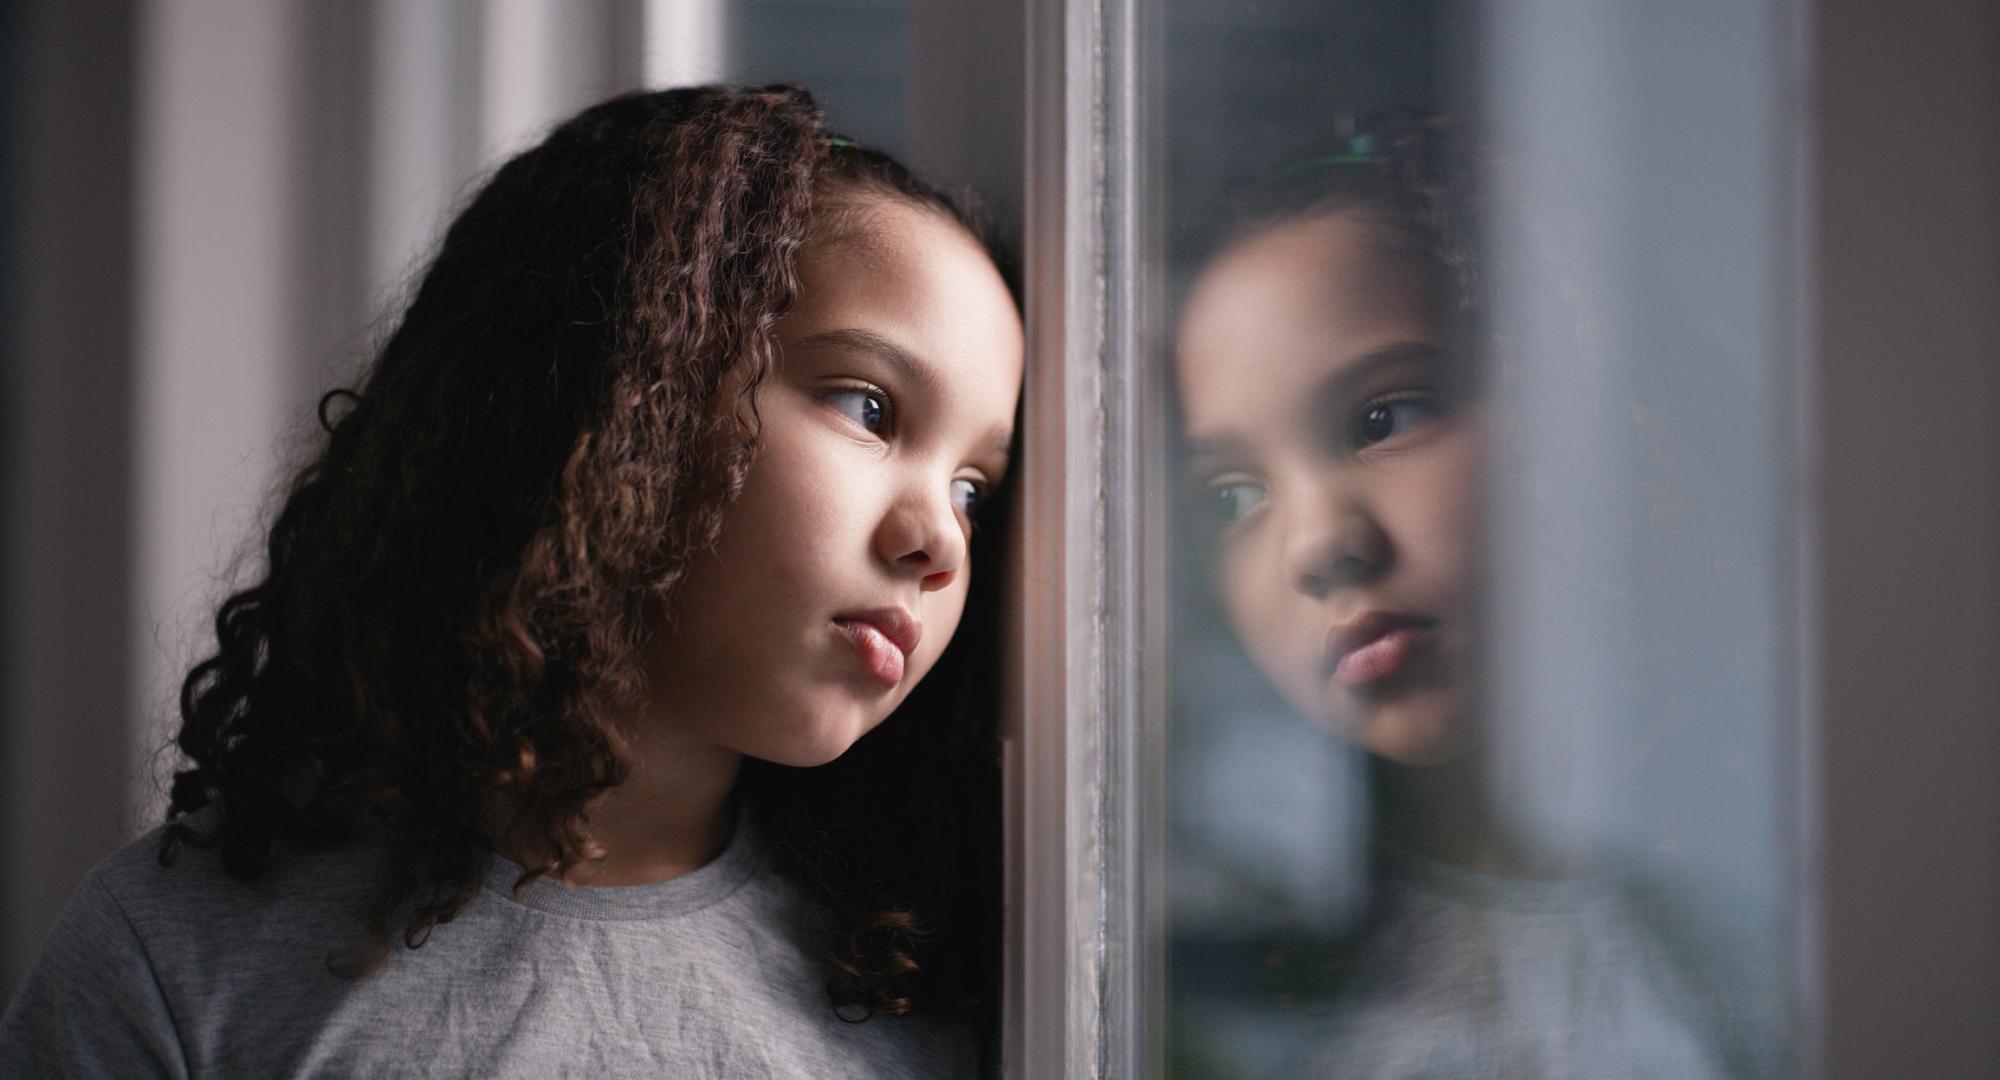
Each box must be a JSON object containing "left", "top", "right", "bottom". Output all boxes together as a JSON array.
[
  {"left": 1294, "top": 850, "right": 1780, "bottom": 1080},
  {"left": 0, "top": 811, "right": 974, "bottom": 1079}
]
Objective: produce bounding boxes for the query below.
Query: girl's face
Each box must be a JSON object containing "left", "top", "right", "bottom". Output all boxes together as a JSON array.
[
  {"left": 1176, "top": 212, "right": 1482, "bottom": 766},
  {"left": 646, "top": 198, "right": 1023, "bottom": 768}
]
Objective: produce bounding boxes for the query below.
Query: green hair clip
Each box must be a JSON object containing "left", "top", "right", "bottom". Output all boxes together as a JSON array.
[
  {"left": 1265, "top": 133, "right": 1382, "bottom": 181},
  {"left": 828, "top": 136, "right": 859, "bottom": 149}
]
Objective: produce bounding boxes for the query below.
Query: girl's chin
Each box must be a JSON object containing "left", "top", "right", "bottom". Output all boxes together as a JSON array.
[
  {"left": 738, "top": 707, "right": 885, "bottom": 769},
  {"left": 1319, "top": 693, "right": 1474, "bottom": 767}
]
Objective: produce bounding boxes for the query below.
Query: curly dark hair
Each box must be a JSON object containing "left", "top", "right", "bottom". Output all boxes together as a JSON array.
[{"left": 161, "top": 84, "right": 1006, "bottom": 1023}]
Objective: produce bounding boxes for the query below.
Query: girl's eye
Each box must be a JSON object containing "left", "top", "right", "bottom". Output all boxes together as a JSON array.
[
  {"left": 825, "top": 388, "right": 891, "bottom": 435},
  {"left": 1350, "top": 393, "right": 1443, "bottom": 449},
  {"left": 950, "top": 478, "right": 986, "bottom": 516},
  {"left": 1206, "top": 479, "right": 1269, "bottom": 525}
]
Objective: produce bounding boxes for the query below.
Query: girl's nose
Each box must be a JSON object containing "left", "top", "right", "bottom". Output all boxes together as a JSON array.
[
  {"left": 876, "top": 483, "right": 966, "bottom": 592},
  {"left": 1282, "top": 498, "right": 1389, "bottom": 600}
]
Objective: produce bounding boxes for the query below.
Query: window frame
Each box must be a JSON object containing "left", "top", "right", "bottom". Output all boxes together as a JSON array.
[{"left": 1006, "top": 0, "right": 1166, "bottom": 1075}]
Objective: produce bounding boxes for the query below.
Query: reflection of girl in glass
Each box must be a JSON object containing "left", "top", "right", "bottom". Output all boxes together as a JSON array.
[
  {"left": 0, "top": 86, "right": 1019, "bottom": 1077},
  {"left": 1175, "top": 114, "right": 1771, "bottom": 1078}
]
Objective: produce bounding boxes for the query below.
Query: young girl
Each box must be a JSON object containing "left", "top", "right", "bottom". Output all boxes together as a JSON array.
[
  {"left": 0, "top": 85, "right": 1021, "bottom": 1077},
  {"left": 1173, "top": 115, "right": 1774, "bottom": 1077}
]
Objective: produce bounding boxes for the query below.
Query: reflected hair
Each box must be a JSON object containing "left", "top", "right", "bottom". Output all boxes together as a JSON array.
[
  {"left": 1233, "top": 110, "right": 1485, "bottom": 345},
  {"left": 162, "top": 84, "right": 1002, "bottom": 1023}
]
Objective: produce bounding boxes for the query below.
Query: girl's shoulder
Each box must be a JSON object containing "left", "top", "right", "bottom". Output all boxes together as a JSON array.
[
  {"left": 5, "top": 811, "right": 981, "bottom": 1079},
  {"left": 86, "top": 807, "right": 384, "bottom": 944},
  {"left": 0, "top": 810, "right": 387, "bottom": 1078}
]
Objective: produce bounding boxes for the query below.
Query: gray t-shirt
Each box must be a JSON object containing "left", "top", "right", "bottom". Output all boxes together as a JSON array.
[
  {"left": 1292, "top": 850, "right": 1780, "bottom": 1079},
  {"left": 0, "top": 810, "right": 976, "bottom": 1078}
]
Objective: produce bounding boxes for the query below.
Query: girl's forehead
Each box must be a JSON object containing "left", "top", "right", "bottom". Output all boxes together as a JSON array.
[
  {"left": 781, "top": 198, "right": 1022, "bottom": 407},
  {"left": 1180, "top": 216, "right": 1432, "bottom": 362},
  {"left": 796, "top": 204, "right": 1000, "bottom": 305},
  {"left": 810, "top": 190, "right": 967, "bottom": 256},
  {"left": 1204, "top": 214, "right": 1417, "bottom": 308},
  {"left": 1174, "top": 214, "right": 1439, "bottom": 448}
]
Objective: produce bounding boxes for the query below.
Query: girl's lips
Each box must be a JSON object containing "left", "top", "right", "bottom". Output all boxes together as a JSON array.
[
  {"left": 1326, "top": 613, "right": 1437, "bottom": 689},
  {"left": 832, "top": 611, "right": 918, "bottom": 689}
]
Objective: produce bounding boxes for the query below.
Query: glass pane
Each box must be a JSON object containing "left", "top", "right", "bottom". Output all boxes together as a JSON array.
[{"left": 1159, "top": 3, "right": 1795, "bottom": 1075}]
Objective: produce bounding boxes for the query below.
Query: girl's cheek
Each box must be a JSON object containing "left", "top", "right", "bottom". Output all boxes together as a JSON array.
[
  {"left": 1215, "top": 541, "right": 1261, "bottom": 630},
  {"left": 1369, "top": 421, "right": 1477, "bottom": 561},
  {"left": 1218, "top": 544, "right": 1298, "bottom": 669},
  {"left": 1416, "top": 431, "right": 1484, "bottom": 585}
]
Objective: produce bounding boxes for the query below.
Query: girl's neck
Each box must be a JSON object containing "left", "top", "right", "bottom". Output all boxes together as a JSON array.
[
  {"left": 1368, "top": 753, "right": 1551, "bottom": 878},
  {"left": 579, "top": 733, "right": 744, "bottom": 886},
  {"left": 507, "top": 723, "right": 745, "bottom": 888}
]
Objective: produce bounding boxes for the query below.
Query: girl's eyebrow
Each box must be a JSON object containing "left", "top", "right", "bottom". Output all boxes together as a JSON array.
[
  {"left": 799, "top": 326, "right": 1016, "bottom": 457},
  {"left": 1314, "top": 341, "right": 1447, "bottom": 409},
  {"left": 1183, "top": 341, "right": 1444, "bottom": 460},
  {"left": 1182, "top": 432, "right": 1249, "bottom": 462},
  {"left": 797, "top": 327, "right": 945, "bottom": 401}
]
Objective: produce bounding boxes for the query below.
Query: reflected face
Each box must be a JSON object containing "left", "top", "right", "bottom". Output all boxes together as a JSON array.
[
  {"left": 645, "top": 198, "right": 1023, "bottom": 767},
  {"left": 1176, "top": 212, "right": 1481, "bottom": 765}
]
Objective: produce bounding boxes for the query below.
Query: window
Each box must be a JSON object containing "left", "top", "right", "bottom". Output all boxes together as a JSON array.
[{"left": 1012, "top": 1, "right": 1802, "bottom": 1075}]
